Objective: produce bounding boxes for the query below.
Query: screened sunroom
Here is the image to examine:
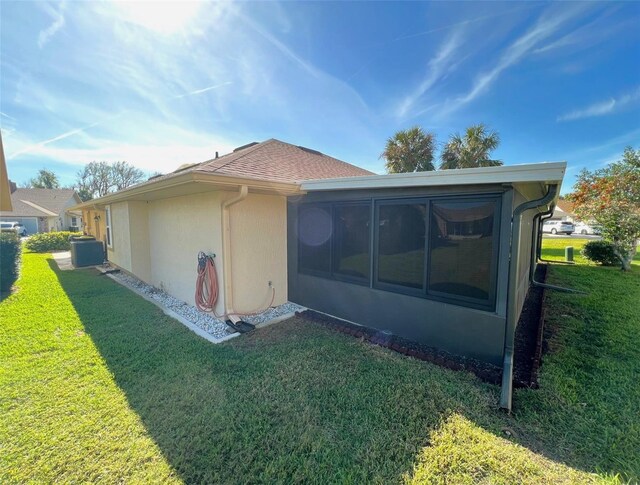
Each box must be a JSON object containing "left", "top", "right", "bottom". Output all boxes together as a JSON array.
[{"left": 287, "top": 162, "right": 566, "bottom": 409}]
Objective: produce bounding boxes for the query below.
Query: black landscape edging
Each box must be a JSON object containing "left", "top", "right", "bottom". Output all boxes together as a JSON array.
[
  {"left": 297, "top": 309, "right": 503, "bottom": 385},
  {"left": 297, "top": 264, "right": 548, "bottom": 389}
]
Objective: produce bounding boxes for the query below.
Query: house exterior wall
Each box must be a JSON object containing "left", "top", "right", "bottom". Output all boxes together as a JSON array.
[
  {"left": 287, "top": 184, "right": 513, "bottom": 366},
  {"left": 512, "top": 189, "right": 536, "bottom": 320},
  {"left": 95, "top": 189, "right": 288, "bottom": 315},
  {"left": 61, "top": 196, "right": 82, "bottom": 230},
  {"left": 147, "top": 191, "right": 226, "bottom": 312},
  {"left": 82, "top": 208, "right": 107, "bottom": 241},
  {"left": 226, "top": 192, "right": 288, "bottom": 311},
  {"left": 107, "top": 201, "right": 132, "bottom": 271},
  {"left": 128, "top": 201, "right": 151, "bottom": 283}
]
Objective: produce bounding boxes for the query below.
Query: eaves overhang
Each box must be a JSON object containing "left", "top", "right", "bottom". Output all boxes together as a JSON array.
[
  {"left": 69, "top": 170, "right": 303, "bottom": 211},
  {"left": 300, "top": 162, "right": 567, "bottom": 192}
]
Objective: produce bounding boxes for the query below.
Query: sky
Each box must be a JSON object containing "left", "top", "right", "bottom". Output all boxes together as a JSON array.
[{"left": 1, "top": 1, "right": 639, "bottom": 194}]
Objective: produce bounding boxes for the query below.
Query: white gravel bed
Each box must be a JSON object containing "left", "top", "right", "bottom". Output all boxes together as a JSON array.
[{"left": 110, "top": 271, "right": 303, "bottom": 339}]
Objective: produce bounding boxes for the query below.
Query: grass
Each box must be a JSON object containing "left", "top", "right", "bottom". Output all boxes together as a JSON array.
[
  {"left": 0, "top": 245, "right": 638, "bottom": 483},
  {"left": 539, "top": 236, "right": 640, "bottom": 265}
]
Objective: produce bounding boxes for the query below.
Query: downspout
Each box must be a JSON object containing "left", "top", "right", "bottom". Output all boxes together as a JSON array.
[
  {"left": 221, "top": 185, "right": 249, "bottom": 319},
  {"left": 529, "top": 210, "right": 586, "bottom": 293},
  {"left": 500, "top": 184, "right": 558, "bottom": 411},
  {"left": 535, "top": 211, "right": 575, "bottom": 266}
]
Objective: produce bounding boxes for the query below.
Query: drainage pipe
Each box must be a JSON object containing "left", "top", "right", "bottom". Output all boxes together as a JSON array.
[
  {"left": 529, "top": 211, "right": 586, "bottom": 294},
  {"left": 535, "top": 211, "right": 575, "bottom": 265},
  {"left": 500, "top": 184, "right": 558, "bottom": 411},
  {"left": 221, "top": 185, "right": 248, "bottom": 318}
]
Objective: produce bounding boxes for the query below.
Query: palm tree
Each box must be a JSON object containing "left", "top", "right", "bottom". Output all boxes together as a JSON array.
[
  {"left": 381, "top": 126, "right": 436, "bottom": 173},
  {"left": 440, "top": 124, "right": 502, "bottom": 170}
]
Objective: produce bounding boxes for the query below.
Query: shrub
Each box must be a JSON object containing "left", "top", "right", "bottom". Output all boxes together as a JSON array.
[
  {"left": 582, "top": 240, "right": 619, "bottom": 266},
  {"left": 24, "top": 231, "right": 83, "bottom": 253},
  {"left": 0, "top": 232, "right": 22, "bottom": 292}
]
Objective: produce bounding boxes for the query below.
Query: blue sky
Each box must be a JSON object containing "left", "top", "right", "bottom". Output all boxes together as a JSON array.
[{"left": 1, "top": 1, "right": 639, "bottom": 193}]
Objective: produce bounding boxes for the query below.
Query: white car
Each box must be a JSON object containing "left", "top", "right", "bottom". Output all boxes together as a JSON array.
[
  {"left": 574, "top": 222, "right": 601, "bottom": 235},
  {"left": 0, "top": 221, "right": 27, "bottom": 237},
  {"left": 542, "top": 220, "right": 574, "bottom": 235}
]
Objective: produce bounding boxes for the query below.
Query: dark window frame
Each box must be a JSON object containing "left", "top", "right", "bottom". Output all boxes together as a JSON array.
[
  {"left": 296, "top": 193, "right": 502, "bottom": 312},
  {"left": 297, "top": 200, "right": 372, "bottom": 286},
  {"left": 426, "top": 196, "right": 502, "bottom": 311},
  {"left": 297, "top": 202, "right": 333, "bottom": 278},
  {"left": 373, "top": 198, "right": 428, "bottom": 297}
]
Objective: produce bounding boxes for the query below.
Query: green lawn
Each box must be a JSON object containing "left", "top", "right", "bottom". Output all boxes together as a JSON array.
[{"left": 0, "top": 247, "right": 638, "bottom": 483}]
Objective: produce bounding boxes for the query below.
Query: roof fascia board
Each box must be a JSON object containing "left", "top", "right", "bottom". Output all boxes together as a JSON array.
[
  {"left": 70, "top": 171, "right": 302, "bottom": 210},
  {"left": 70, "top": 172, "right": 195, "bottom": 210},
  {"left": 301, "top": 162, "right": 567, "bottom": 192}
]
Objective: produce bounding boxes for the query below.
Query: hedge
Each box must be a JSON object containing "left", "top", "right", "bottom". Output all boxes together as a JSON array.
[
  {"left": 0, "top": 232, "right": 22, "bottom": 292},
  {"left": 582, "top": 240, "right": 619, "bottom": 266},
  {"left": 24, "top": 231, "right": 83, "bottom": 253}
]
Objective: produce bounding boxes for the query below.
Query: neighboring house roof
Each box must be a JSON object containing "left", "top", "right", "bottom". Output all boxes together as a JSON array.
[
  {"left": 555, "top": 199, "right": 575, "bottom": 215},
  {"left": 0, "top": 188, "right": 79, "bottom": 218},
  {"left": 0, "top": 134, "right": 11, "bottom": 211}
]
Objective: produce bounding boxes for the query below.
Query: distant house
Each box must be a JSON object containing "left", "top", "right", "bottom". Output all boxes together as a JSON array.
[
  {"left": 0, "top": 184, "right": 83, "bottom": 234},
  {"left": 72, "top": 138, "right": 566, "bottom": 411},
  {"left": 550, "top": 199, "right": 575, "bottom": 222},
  {"left": 0, "top": 134, "right": 11, "bottom": 211}
]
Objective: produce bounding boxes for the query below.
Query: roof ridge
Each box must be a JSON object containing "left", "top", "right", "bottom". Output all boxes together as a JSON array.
[{"left": 203, "top": 139, "right": 278, "bottom": 174}]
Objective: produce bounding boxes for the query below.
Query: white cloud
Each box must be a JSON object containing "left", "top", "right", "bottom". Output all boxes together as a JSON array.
[
  {"left": 557, "top": 87, "right": 640, "bottom": 122},
  {"left": 395, "top": 29, "right": 463, "bottom": 118},
  {"left": 174, "top": 82, "right": 233, "bottom": 99},
  {"left": 38, "top": 2, "right": 66, "bottom": 48},
  {"left": 4, "top": 0, "right": 379, "bottom": 176},
  {"left": 436, "top": 3, "right": 593, "bottom": 116}
]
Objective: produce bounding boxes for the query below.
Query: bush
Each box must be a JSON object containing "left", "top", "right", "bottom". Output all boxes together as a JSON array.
[
  {"left": 0, "top": 232, "right": 22, "bottom": 292},
  {"left": 24, "top": 231, "right": 83, "bottom": 253},
  {"left": 582, "top": 240, "right": 619, "bottom": 266}
]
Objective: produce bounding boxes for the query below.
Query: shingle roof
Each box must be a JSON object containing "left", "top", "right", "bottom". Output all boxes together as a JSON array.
[
  {"left": 0, "top": 188, "right": 78, "bottom": 217},
  {"left": 193, "top": 139, "right": 374, "bottom": 183},
  {"left": 556, "top": 199, "right": 575, "bottom": 215},
  {"left": 70, "top": 139, "right": 375, "bottom": 208}
]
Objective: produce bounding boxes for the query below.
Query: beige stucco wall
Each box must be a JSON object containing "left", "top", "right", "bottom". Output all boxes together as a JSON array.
[
  {"left": 128, "top": 201, "right": 151, "bottom": 283},
  {"left": 148, "top": 191, "right": 226, "bottom": 312},
  {"left": 226, "top": 192, "right": 288, "bottom": 311},
  {"left": 97, "top": 188, "right": 288, "bottom": 315},
  {"left": 82, "top": 208, "right": 107, "bottom": 241},
  {"left": 107, "top": 202, "right": 132, "bottom": 272}
]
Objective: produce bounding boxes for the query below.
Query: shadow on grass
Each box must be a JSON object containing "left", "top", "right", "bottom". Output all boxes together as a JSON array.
[{"left": 47, "top": 259, "right": 637, "bottom": 482}]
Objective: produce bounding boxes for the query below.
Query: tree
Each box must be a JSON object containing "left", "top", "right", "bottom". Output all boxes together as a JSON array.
[
  {"left": 440, "top": 124, "right": 502, "bottom": 170},
  {"left": 381, "top": 126, "right": 436, "bottom": 173},
  {"left": 28, "top": 169, "right": 60, "bottom": 189},
  {"left": 75, "top": 161, "right": 145, "bottom": 201},
  {"left": 570, "top": 146, "right": 640, "bottom": 271},
  {"left": 111, "top": 161, "right": 145, "bottom": 191}
]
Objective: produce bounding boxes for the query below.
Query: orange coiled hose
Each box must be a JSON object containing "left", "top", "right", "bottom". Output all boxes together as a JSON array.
[{"left": 195, "top": 252, "right": 276, "bottom": 319}]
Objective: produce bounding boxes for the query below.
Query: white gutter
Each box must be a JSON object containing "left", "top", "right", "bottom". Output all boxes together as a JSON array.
[
  {"left": 69, "top": 171, "right": 300, "bottom": 211},
  {"left": 221, "top": 185, "right": 249, "bottom": 320},
  {"left": 301, "top": 162, "right": 567, "bottom": 192}
]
